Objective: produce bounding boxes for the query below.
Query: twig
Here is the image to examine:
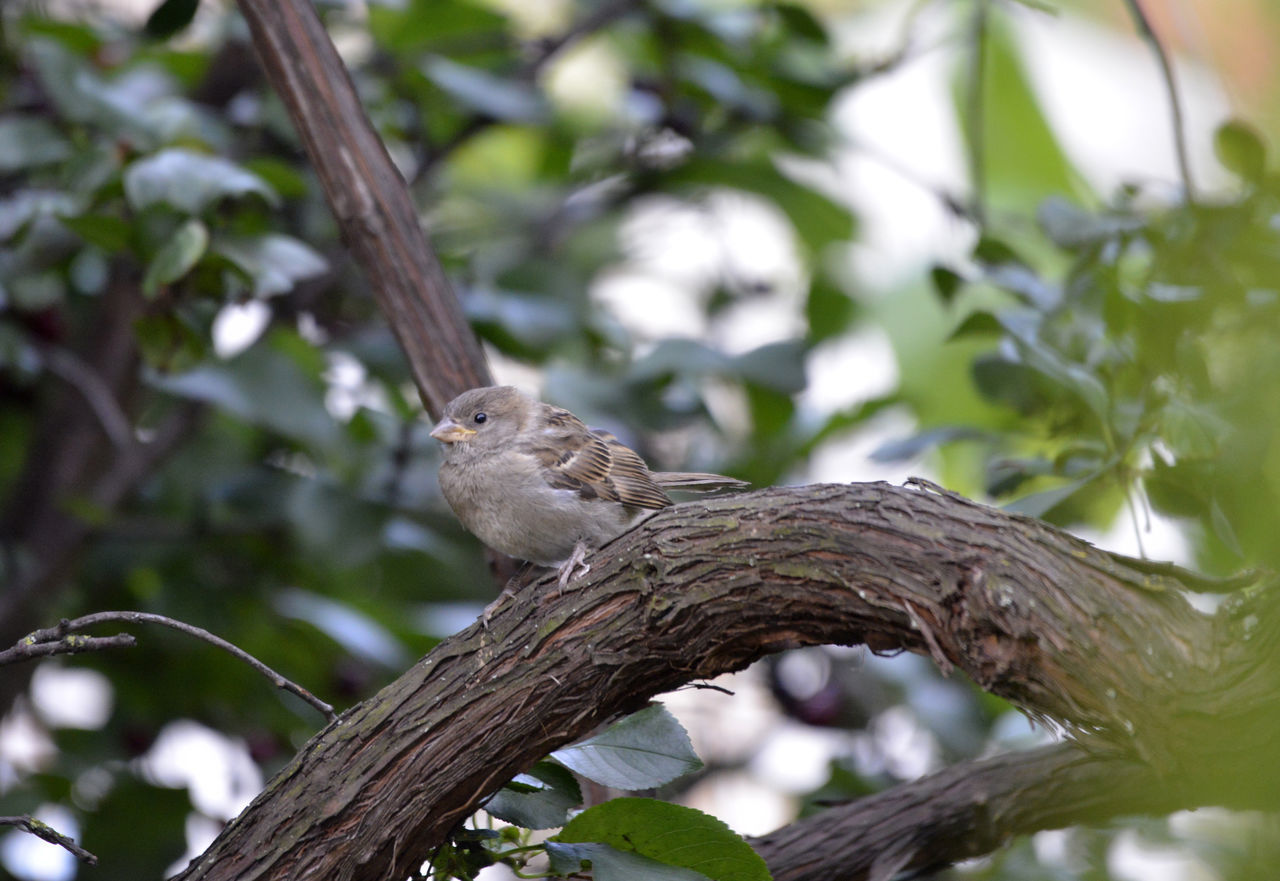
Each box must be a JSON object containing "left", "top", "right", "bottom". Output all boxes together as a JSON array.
[
  {"left": 965, "top": 0, "right": 989, "bottom": 225},
  {"left": 1120, "top": 0, "right": 1196, "bottom": 204},
  {"left": 0, "top": 815, "right": 97, "bottom": 864},
  {"left": 0, "top": 633, "right": 136, "bottom": 665},
  {"left": 12, "top": 612, "right": 336, "bottom": 722},
  {"left": 523, "top": 0, "right": 639, "bottom": 74},
  {"left": 37, "top": 344, "right": 134, "bottom": 450},
  {"left": 681, "top": 681, "right": 735, "bottom": 695}
]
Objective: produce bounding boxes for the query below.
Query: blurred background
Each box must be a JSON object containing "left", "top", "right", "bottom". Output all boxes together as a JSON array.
[{"left": 2, "top": 0, "right": 1280, "bottom": 877}]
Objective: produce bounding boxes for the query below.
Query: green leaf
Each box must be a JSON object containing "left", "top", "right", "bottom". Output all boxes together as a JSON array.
[
  {"left": 774, "top": 4, "right": 829, "bottom": 45},
  {"left": 368, "top": 0, "right": 509, "bottom": 54},
  {"left": 551, "top": 704, "right": 701, "bottom": 790},
  {"left": 555, "top": 798, "right": 771, "bottom": 881},
  {"left": 145, "top": 0, "right": 200, "bottom": 39},
  {"left": 423, "top": 57, "right": 549, "bottom": 123},
  {"left": 147, "top": 332, "right": 340, "bottom": 449},
  {"left": 1214, "top": 120, "right": 1267, "bottom": 182},
  {"left": 58, "top": 212, "right": 132, "bottom": 253},
  {"left": 959, "top": 23, "right": 1078, "bottom": 209},
  {"left": 948, "top": 310, "right": 1002, "bottom": 340},
  {"left": 1003, "top": 472, "right": 1098, "bottom": 518},
  {"left": 805, "top": 274, "right": 855, "bottom": 342},
  {"left": 1036, "top": 197, "right": 1143, "bottom": 250},
  {"left": 545, "top": 842, "right": 713, "bottom": 881},
  {"left": 731, "top": 340, "right": 807, "bottom": 394},
  {"left": 215, "top": 234, "right": 329, "bottom": 298},
  {"left": 629, "top": 339, "right": 729, "bottom": 382},
  {"left": 125, "top": 149, "right": 278, "bottom": 214},
  {"left": 984, "top": 263, "right": 1059, "bottom": 309},
  {"left": 929, "top": 265, "right": 965, "bottom": 303},
  {"left": 484, "top": 761, "right": 582, "bottom": 830},
  {"left": 870, "top": 426, "right": 989, "bottom": 462},
  {"left": 0, "top": 116, "right": 72, "bottom": 172},
  {"left": 142, "top": 218, "right": 208, "bottom": 297}
]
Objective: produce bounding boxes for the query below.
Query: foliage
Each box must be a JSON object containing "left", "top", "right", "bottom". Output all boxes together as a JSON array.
[
  {"left": 0, "top": 0, "right": 1278, "bottom": 879},
  {"left": 931, "top": 125, "right": 1280, "bottom": 573}
]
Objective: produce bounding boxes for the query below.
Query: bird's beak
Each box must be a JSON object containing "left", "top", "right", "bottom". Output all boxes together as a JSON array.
[{"left": 430, "top": 417, "right": 476, "bottom": 444}]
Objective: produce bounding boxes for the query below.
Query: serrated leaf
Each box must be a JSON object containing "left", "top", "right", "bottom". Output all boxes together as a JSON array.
[
  {"left": 551, "top": 704, "right": 701, "bottom": 790},
  {"left": 142, "top": 218, "right": 208, "bottom": 297},
  {"left": 124, "top": 149, "right": 278, "bottom": 214},
  {"left": 555, "top": 798, "right": 771, "bottom": 881},
  {"left": 484, "top": 761, "right": 582, "bottom": 830}
]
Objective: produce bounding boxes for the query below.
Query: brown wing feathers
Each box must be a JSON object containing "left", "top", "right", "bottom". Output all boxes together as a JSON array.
[{"left": 527, "top": 403, "right": 742, "bottom": 510}]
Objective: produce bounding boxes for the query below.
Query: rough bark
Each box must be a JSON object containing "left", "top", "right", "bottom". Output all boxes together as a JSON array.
[
  {"left": 171, "top": 481, "right": 1280, "bottom": 881},
  {"left": 235, "top": 0, "right": 492, "bottom": 415},
  {"left": 752, "top": 738, "right": 1278, "bottom": 881}
]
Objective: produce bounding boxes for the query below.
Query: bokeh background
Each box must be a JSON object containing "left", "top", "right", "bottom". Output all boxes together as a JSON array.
[{"left": 2, "top": 0, "right": 1280, "bottom": 877}]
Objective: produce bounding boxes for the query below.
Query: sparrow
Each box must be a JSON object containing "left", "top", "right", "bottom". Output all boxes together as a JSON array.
[{"left": 430, "top": 386, "right": 746, "bottom": 588}]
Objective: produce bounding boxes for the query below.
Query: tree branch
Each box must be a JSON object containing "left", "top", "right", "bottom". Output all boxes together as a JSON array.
[
  {"left": 1121, "top": 0, "right": 1196, "bottom": 203},
  {"left": 5, "top": 612, "right": 334, "bottom": 721},
  {"left": 0, "top": 815, "right": 97, "bottom": 865},
  {"left": 234, "top": 0, "right": 492, "bottom": 416},
  {"left": 171, "top": 482, "right": 1280, "bottom": 881},
  {"left": 750, "top": 738, "right": 1273, "bottom": 881}
]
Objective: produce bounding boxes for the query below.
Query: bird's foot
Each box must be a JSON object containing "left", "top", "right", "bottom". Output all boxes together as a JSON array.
[
  {"left": 481, "top": 569, "right": 529, "bottom": 629},
  {"left": 556, "top": 542, "right": 591, "bottom": 594}
]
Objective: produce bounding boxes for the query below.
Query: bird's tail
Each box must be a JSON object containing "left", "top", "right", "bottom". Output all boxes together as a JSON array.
[{"left": 653, "top": 472, "right": 749, "bottom": 492}]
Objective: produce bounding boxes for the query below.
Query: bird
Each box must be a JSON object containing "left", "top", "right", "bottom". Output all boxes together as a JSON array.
[{"left": 430, "top": 386, "right": 747, "bottom": 590}]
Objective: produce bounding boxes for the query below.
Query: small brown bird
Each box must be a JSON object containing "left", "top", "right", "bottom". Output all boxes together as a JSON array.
[{"left": 430, "top": 386, "right": 746, "bottom": 587}]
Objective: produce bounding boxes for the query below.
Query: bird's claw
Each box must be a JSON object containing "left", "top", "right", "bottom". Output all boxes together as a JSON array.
[{"left": 556, "top": 542, "right": 591, "bottom": 594}]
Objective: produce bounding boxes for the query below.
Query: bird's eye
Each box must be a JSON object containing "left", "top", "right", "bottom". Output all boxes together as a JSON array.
[{"left": 473, "top": 412, "right": 487, "bottom": 424}]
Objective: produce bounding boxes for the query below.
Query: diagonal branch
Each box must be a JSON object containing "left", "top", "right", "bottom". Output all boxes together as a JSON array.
[
  {"left": 0, "top": 815, "right": 97, "bottom": 865},
  {"left": 1121, "top": 0, "right": 1196, "bottom": 203},
  {"left": 171, "top": 482, "right": 1280, "bottom": 881},
  {"left": 234, "top": 0, "right": 491, "bottom": 416}
]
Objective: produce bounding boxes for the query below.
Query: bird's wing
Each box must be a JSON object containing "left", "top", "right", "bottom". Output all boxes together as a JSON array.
[
  {"left": 523, "top": 406, "right": 673, "bottom": 510},
  {"left": 652, "top": 471, "right": 749, "bottom": 492},
  {"left": 593, "top": 430, "right": 672, "bottom": 510}
]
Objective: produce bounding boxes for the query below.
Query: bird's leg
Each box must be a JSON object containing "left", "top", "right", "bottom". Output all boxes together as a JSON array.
[
  {"left": 556, "top": 541, "right": 591, "bottom": 593},
  {"left": 482, "top": 562, "right": 535, "bottom": 629}
]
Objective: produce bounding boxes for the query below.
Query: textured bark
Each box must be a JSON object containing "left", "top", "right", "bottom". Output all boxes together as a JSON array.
[
  {"left": 171, "top": 482, "right": 1280, "bottom": 881},
  {"left": 235, "top": 0, "right": 491, "bottom": 415},
  {"left": 752, "top": 739, "right": 1279, "bottom": 881}
]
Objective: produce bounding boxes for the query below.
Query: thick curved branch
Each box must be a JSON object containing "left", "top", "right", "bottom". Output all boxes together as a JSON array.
[
  {"left": 172, "top": 482, "right": 1280, "bottom": 881},
  {"left": 234, "top": 0, "right": 492, "bottom": 415}
]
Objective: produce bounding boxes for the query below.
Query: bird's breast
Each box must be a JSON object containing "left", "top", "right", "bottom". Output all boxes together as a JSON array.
[{"left": 438, "top": 451, "right": 632, "bottom": 565}]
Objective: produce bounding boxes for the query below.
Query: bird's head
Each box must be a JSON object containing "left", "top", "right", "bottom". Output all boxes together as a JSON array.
[{"left": 430, "top": 386, "right": 532, "bottom": 458}]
